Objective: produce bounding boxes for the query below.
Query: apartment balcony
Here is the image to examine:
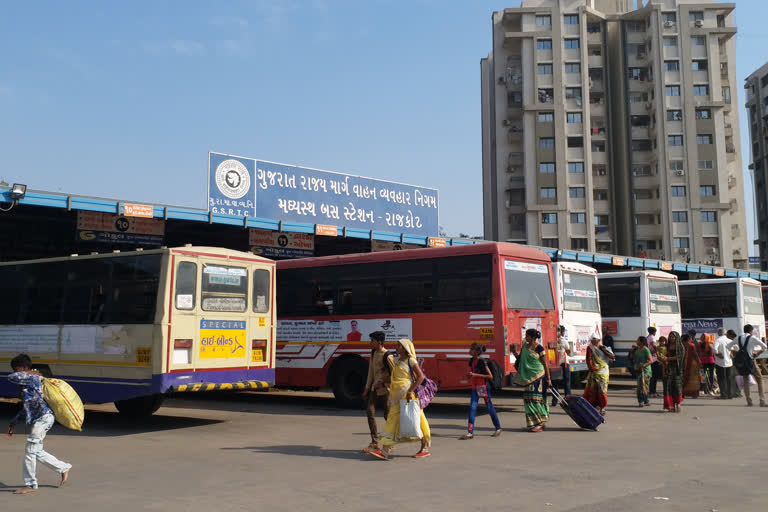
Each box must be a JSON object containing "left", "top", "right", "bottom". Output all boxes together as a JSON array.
[
  {"left": 634, "top": 199, "right": 659, "bottom": 214},
  {"left": 671, "top": 222, "right": 690, "bottom": 236},
  {"left": 567, "top": 147, "right": 585, "bottom": 161},
  {"left": 588, "top": 54, "right": 604, "bottom": 68},
  {"left": 570, "top": 223, "right": 588, "bottom": 237},
  {"left": 506, "top": 152, "right": 523, "bottom": 171},
  {"left": 587, "top": 29, "right": 602, "bottom": 45},
  {"left": 589, "top": 78, "right": 604, "bottom": 93},
  {"left": 635, "top": 224, "right": 662, "bottom": 239},
  {"left": 591, "top": 150, "right": 607, "bottom": 165},
  {"left": 590, "top": 125, "right": 606, "bottom": 139},
  {"left": 500, "top": 66, "right": 523, "bottom": 91},
  {"left": 702, "top": 222, "right": 719, "bottom": 236}
]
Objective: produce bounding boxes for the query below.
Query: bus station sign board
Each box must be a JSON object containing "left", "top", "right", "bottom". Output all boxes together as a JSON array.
[
  {"left": 208, "top": 152, "right": 439, "bottom": 237},
  {"left": 76, "top": 211, "right": 165, "bottom": 246},
  {"left": 248, "top": 229, "right": 314, "bottom": 259}
]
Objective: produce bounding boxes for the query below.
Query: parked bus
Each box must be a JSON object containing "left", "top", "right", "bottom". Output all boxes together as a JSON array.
[
  {"left": 275, "top": 242, "right": 560, "bottom": 406},
  {"left": 551, "top": 262, "right": 602, "bottom": 372},
  {"left": 679, "top": 278, "right": 765, "bottom": 340},
  {"left": 598, "top": 270, "right": 681, "bottom": 365},
  {"left": 0, "top": 246, "right": 276, "bottom": 417}
]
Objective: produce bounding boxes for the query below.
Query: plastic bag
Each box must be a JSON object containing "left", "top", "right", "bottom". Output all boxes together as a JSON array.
[
  {"left": 399, "top": 399, "right": 422, "bottom": 439},
  {"left": 735, "top": 374, "right": 757, "bottom": 391},
  {"left": 42, "top": 378, "right": 85, "bottom": 431}
]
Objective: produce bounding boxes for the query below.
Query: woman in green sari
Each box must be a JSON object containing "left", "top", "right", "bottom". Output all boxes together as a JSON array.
[
  {"left": 512, "top": 328, "right": 551, "bottom": 432},
  {"left": 634, "top": 336, "right": 653, "bottom": 406}
]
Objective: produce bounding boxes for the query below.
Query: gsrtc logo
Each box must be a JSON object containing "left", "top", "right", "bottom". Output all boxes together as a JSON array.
[{"left": 215, "top": 159, "right": 251, "bottom": 199}]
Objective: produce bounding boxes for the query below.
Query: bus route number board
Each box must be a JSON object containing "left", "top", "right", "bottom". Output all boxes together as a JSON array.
[
  {"left": 251, "top": 348, "right": 264, "bottom": 362},
  {"left": 480, "top": 328, "right": 494, "bottom": 339}
]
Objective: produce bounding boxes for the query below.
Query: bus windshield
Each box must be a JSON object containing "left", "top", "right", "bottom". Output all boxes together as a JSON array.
[
  {"left": 743, "top": 284, "right": 763, "bottom": 316},
  {"left": 679, "top": 282, "right": 737, "bottom": 318},
  {"left": 504, "top": 260, "right": 554, "bottom": 310},
  {"left": 649, "top": 278, "right": 679, "bottom": 314},
  {"left": 562, "top": 271, "right": 599, "bottom": 312}
]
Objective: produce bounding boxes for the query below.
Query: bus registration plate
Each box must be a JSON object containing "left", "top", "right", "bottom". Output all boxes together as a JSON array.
[{"left": 251, "top": 349, "right": 264, "bottom": 362}]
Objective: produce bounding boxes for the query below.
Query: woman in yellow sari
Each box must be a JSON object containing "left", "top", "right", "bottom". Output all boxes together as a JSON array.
[{"left": 370, "top": 338, "right": 431, "bottom": 460}]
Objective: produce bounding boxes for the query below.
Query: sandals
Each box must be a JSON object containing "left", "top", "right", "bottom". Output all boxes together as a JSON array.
[
  {"left": 362, "top": 442, "right": 381, "bottom": 453},
  {"left": 492, "top": 429, "right": 502, "bottom": 437},
  {"left": 529, "top": 426, "right": 544, "bottom": 433},
  {"left": 413, "top": 450, "right": 431, "bottom": 458},
  {"left": 369, "top": 449, "right": 388, "bottom": 460},
  {"left": 459, "top": 433, "right": 474, "bottom": 440}
]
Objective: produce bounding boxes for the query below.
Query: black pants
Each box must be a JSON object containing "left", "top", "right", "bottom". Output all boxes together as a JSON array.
[
  {"left": 715, "top": 365, "right": 732, "bottom": 399},
  {"left": 551, "top": 364, "right": 571, "bottom": 403},
  {"left": 366, "top": 393, "right": 389, "bottom": 443},
  {"left": 649, "top": 361, "right": 662, "bottom": 394}
]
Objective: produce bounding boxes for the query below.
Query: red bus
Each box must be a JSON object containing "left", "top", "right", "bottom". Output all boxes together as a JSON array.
[{"left": 275, "top": 242, "right": 559, "bottom": 406}]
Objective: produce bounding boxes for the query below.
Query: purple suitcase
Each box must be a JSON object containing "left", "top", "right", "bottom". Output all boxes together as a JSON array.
[{"left": 550, "top": 388, "right": 605, "bottom": 431}]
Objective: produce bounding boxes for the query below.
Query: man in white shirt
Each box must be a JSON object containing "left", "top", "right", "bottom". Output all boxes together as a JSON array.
[
  {"left": 726, "top": 324, "right": 768, "bottom": 407},
  {"left": 713, "top": 327, "right": 733, "bottom": 399}
]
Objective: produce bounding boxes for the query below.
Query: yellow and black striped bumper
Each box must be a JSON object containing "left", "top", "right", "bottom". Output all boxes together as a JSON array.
[{"left": 171, "top": 380, "right": 270, "bottom": 393}]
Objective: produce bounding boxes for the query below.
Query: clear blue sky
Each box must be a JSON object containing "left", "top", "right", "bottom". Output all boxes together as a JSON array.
[{"left": 0, "top": 0, "right": 765, "bottom": 250}]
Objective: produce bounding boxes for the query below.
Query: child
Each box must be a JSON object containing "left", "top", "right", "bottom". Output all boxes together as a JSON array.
[
  {"left": 460, "top": 343, "right": 502, "bottom": 439},
  {"left": 6, "top": 354, "right": 72, "bottom": 494}
]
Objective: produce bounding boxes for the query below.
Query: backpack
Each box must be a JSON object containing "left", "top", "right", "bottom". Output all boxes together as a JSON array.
[
  {"left": 377, "top": 350, "right": 397, "bottom": 375},
  {"left": 733, "top": 335, "right": 755, "bottom": 377},
  {"left": 409, "top": 362, "right": 438, "bottom": 409}
]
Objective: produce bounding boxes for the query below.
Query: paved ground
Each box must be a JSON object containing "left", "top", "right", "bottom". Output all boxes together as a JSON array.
[{"left": 0, "top": 379, "right": 765, "bottom": 512}]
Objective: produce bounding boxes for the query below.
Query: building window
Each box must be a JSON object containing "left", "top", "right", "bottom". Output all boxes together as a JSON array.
[
  {"left": 695, "top": 109, "right": 711, "bottom": 120},
  {"left": 633, "top": 165, "right": 652, "bottom": 176},
  {"left": 538, "top": 112, "right": 554, "bottom": 122},
  {"left": 542, "top": 213, "right": 557, "bottom": 224},
  {"left": 692, "top": 60, "right": 708, "bottom": 71},
  {"left": 698, "top": 160, "right": 714, "bottom": 169},
  {"left": 697, "top": 134, "right": 713, "bottom": 145},
  {"left": 701, "top": 211, "right": 717, "bottom": 222},
  {"left": 569, "top": 187, "right": 585, "bottom": 198},
  {"left": 689, "top": 11, "right": 704, "bottom": 22},
  {"left": 673, "top": 237, "right": 690, "bottom": 249},
  {"left": 570, "top": 213, "right": 586, "bottom": 224},
  {"left": 568, "top": 162, "right": 584, "bottom": 174},
  {"left": 662, "top": 12, "right": 677, "bottom": 23},
  {"left": 663, "top": 36, "right": 678, "bottom": 47},
  {"left": 668, "top": 135, "right": 683, "bottom": 146},
  {"left": 691, "top": 36, "right": 706, "bottom": 46},
  {"left": 722, "top": 86, "right": 731, "bottom": 104},
  {"left": 565, "top": 87, "right": 582, "bottom": 101},
  {"left": 567, "top": 136, "right": 583, "bottom": 148},
  {"left": 594, "top": 189, "right": 608, "bottom": 200},
  {"left": 564, "top": 63, "right": 581, "bottom": 73},
  {"left": 536, "top": 15, "right": 552, "bottom": 27},
  {"left": 564, "top": 39, "right": 580, "bottom": 49},
  {"left": 693, "top": 85, "right": 709, "bottom": 96},
  {"left": 672, "top": 211, "right": 688, "bottom": 223},
  {"left": 537, "top": 39, "right": 553, "bottom": 50},
  {"left": 666, "top": 110, "right": 682, "bottom": 121},
  {"left": 631, "top": 139, "right": 652, "bottom": 151},
  {"left": 538, "top": 63, "right": 553, "bottom": 74},
  {"left": 539, "top": 162, "right": 556, "bottom": 174},
  {"left": 666, "top": 85, "right": 681, "bottom": 96},
  {"left": 567, "top": 112, "right": 583, "bottom": 123},
  {"left": 629, "top": 92, "right": 648, "bottom": 103},
  {"left": 538, "top": 88, "right": 554, "bottom": 103},
  {"left": 594, "top": 215, "right": 609, "bottom": 226},
  {"left": 540, "top": 188, "right": 557, "bottom": 200},
  {"left": 540, "top": 238, "right": 558, "bottom": 248},
  {"left": 671, "top": 186, "right": 686, "bottom": 197},
  {"left": 700, "top": 185, "right": 716, "bottom": 196},
  {"left": 564, "top": 14, "right": 579, "bottom": 25},
  {"left": 539, "top": 137, "right": 555, "bottom": 148},
  {"left": 592, "top": 141, "right": 606, "bottom": 152},
  {"left": 627, "top": 21, "right": 645, "bottom": 32},
  {"left": 664, "top": 61, "right": 680, "bottom": 72},
  {"left": 571, "top": 238, "right": 588, "bottom": 250}
]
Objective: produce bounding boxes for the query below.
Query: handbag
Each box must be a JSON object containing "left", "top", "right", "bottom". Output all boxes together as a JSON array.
[
  {"left": 409, "top": 363, "right": 438, "bottom": 409},
  {"left": 475, "top": 383, "right": 488, "bottom": 398},
  {"left": 399, "top": 399, "right": 423, "bottom": 439}
]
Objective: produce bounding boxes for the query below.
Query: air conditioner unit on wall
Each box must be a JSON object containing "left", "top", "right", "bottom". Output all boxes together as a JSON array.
[
  {"left": 502, "top": 119, "right": 511, "bottom": 127},
  {"left": 664, "top": 21, "right": 675, "bottom": 28},
  {"left": 695, "top": 20, "right": 704, "bottom": 28},
  {"left": 675, "top": 170, "right": 685, "bottom": 176}
]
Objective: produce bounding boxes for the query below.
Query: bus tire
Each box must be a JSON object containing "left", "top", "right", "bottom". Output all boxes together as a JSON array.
[
  {"left": 487, "top": 360, "right": 504, "bottom": 392},
  {"left": 114, "top": 394, "right": 165, "bottom": 418},
  {"left": 330, "top": 357, "right": 368, "bottom": 408}
]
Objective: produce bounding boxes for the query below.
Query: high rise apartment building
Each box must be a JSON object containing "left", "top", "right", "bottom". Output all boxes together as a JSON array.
[
  {"left": 481, "top": 0, "right": 748, "bottom": 268},
  {"left": 745, "top": 63, "right": 768, "bottom": 271}
]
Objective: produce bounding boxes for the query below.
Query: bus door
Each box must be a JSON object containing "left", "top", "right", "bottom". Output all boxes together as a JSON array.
[
  {"left": 248, "top": 266, "right": 273, "bottom": 371},
  {"left": 169, "top": 257, "right": 200, "bottom": 373}
]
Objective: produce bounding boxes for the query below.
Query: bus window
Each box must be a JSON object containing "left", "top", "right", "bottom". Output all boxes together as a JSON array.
[
  {"left": 648, "top": 278, "right": 679, "bottom": 314},
  {"left": 175, "top": 262, "right": 197, "bottom": 310},
  {"left": 435, "top": 255, "right": 492, "bottom": 312},
  {"left": 253, "top": 269, "right": 271, "bottom": 313},
  {"left": 384, "top": 259, "right": 434, "bottom": 313},
  {"left": 504, "top": 260, "right": 555, "bottom": 310},
  {"left": 599, "top": 277, "right": 641, "bottom": 317},
  {"left": 336, "top": 263, "right": 384, "bottom": 315},
  {"left": 680, "top": 282, "right": 736, "bottom": 318},
  {"left": 743, "top": 284, "right": 763, "bottom": 315},
  {"left": 562, "top": 271, "right": 599, "bottom": 312},
  {"left": 110, "top": 256, "right": 162, "bottom": 323},
  {"left": 201, "top": 264, "right": 248, "bottom": 312}
]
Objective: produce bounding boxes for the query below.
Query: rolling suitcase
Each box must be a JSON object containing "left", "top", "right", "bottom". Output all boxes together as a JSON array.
[{"left": 550, "top": 388, "right": 604, "bottom": 431}]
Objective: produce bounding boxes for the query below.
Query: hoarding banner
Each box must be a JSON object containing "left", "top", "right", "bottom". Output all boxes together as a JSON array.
[
  {"left": 682, "top": 318, "right": 723, "bottom": 334},
  {"left": 76, "top": 211, "right": 165, "bottom": 246},
  {"left": 208, "top": 152, "right": 439, "bottom": 237},
  {"left": 371, "top": 240, "right": 422, "bottom": 252},
  {"left": 248, "top": 229, "right": 314, "bottom": 259}
]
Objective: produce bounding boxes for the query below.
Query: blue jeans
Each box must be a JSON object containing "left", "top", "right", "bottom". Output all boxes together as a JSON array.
[
  {"left": 23, "top": 414, "right": 72, "bottom": 489},
  {"left": 468, "top": 386, "right": 501, "bottom": 433}
]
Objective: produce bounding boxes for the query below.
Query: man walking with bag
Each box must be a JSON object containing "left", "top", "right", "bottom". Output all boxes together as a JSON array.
[
  {"left": 6, "top": 354, "right": 72, "bottom": 494},
  {"left": 361, "top": 331, "right": 391, "bottom": 453},
  {"left": 727, "top": 325, "right": 767, "bottom": 407}
]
